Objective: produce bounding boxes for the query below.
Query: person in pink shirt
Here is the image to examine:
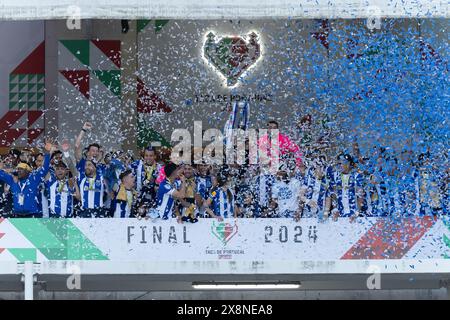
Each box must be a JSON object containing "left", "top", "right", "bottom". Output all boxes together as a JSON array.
[
  {"left": 156, "top": 165, "right": 166, "bottom": 184},
  {"left": 258, "top": 120, "right": 303, "bottom": 168}
]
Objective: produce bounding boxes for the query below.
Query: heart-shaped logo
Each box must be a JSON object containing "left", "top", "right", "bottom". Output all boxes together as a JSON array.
[
  {"left": 204, "top": 32, "right": 261, "bottom": 86},
  {"left": 211, "top": 221, "right": 239, "bottom": 245}
]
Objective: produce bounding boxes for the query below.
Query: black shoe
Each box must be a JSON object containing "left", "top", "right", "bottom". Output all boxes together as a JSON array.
[
  {"left": 189, "top": 217, "right": 198, "bottom": 223},
  {"left": 181, "top": 216, "right": 189, "bottom": 222}
]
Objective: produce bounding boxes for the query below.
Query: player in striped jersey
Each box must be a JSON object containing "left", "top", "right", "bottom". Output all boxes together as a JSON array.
[
  {"left": 195, "top": 162, "right": 212, "bottom": 218},
  {"left": 151, "top": 162, "right": 186, "bottom": 221},
  {"left": 364, "top": 157, "right": 404, "bottom": 217},
  {"left": 131, "top": 147, "right": 160, "bottom": 210},
  {"left": 364, "top": 171, "right": 386, "bottom": 217},
  {"left": 176, "top": 164, "right": 199, "bottom": 223},
  {"left": 236, "top": 188, "right": 261, "bottom": 218},
  {"left": 364, "top": 155, "right": 400, "bottom": 217},
  {"left": 234, "top": 165, "right": 261, "bottom": 218},
  {"left": 131, "top": 147, "right": 159, "bottom": 192},
  {"left": 74, "top": 122, "right": 105, "bottom": 177},
  {"left": 49, "top": 150, "right": 63, "bottom": 178},
  {"left": 415, "top": 153, "right": 445, "bottom": 216},
  {"left": 300, "top": 156, "right": 331, "bottom": 219},
  {"left": 330, "top": 154, "right": 365, "bottom": 220},
  {"left": 46, "top": 161, "right": 80, "bottom": 218},
  {"left": 382, "top": 157, "right": 405, "bottom": 217},
  {"left": 77, "top": 159, "right": 108, "bottom": 218},
  {"left": 397, "top": 172, "right": 421, "bottom": 217},
  {"left": 362, "top": 148, "right": 391, "bottom": 216},
  {"left": 204, "top": 170, "right": 237, "bottom": 220},
  {"left": 33, "top": 153, "right": 49, "bottom": 218},
  {"left": 104, "top": 152, "right": 127, "bottom": 192},
  {"left": 396, "top": 150, "right": 421, "bottom": 216},
  {"left": 111, "top": 169, "right": 136, "bottom": 218},
  {"left": 250, "top": 166, "right": 275, "bottom": 214}
]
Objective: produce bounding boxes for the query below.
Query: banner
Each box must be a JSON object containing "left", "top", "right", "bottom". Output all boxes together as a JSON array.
[
  {"left": 0, "top": 217, "right": 449, "bottom": 262},
  {"left": 0, "top": 21, "right": 45, "bottom": 147}
]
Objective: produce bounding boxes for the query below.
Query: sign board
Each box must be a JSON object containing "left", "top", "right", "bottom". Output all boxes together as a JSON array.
[{"left": 1, "top": 217, "right": 449, "bottom": 263}]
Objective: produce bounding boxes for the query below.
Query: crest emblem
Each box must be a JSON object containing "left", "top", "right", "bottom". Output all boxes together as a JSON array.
[
  {"left": 211, "top": 220, "right": 238, "bottom": 245},
  {"left": 203, "top": 32, "right": 261, "bottom": 86}
]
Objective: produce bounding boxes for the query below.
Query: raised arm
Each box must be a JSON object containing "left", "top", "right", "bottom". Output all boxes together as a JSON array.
[
  {"left": 75, "top": 122, "right": 92, "bottom": 162},
  {"left": 61, "top": 139, "right": 77, "bottom": 177},
  {"left": 32, "top": 139, "right": 56, "bottom": 182},
  {"left": 0, "top": 168, "right": 14, "bottom": 186}
]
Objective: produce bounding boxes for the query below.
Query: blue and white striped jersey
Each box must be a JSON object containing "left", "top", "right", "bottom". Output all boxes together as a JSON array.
[
  {"left": 195, "top": 175, "right": 212, "bottom": 200},
  {"left": 251, "top": 174, "right": 275, "bottom": 208},
  {"left": 78, "top": 172, "right": 106, "bottom": 209},
  {"left": 415, "top": 169, "right": 445, "bottom": 215},
  {"left": 77, "top": 158, "right": 106, "bottom": 177},
  {"left": 112, "top": 185, "right": 134, "bottom": 218},
  {"left": 46, "top": 176, "right": 75, "bottom": 217},
  {"left": 130, "top": 160, "right": 160, "bottom": 193},
  {"left": 302, "top": 171, "right": 330, "bottom": 217},
  {"left": 330, "top": 171, "right": 364, "bottom": 217},
  {"left": 155, "top": 178, "right": 177, "bottom": 219},
  {"left": 208, "top": 187, "right": 235, "bottom": 218}
]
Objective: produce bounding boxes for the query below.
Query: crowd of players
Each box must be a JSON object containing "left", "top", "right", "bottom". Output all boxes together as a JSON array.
[{"left": 0, "top": 121, "right": 448, "bottom": 221}]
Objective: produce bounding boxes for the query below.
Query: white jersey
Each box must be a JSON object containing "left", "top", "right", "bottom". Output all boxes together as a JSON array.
[{"left": 272, "top": 178, "right": 301, "bottom": 216}]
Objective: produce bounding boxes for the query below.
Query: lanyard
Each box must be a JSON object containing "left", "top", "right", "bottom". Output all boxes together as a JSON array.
[
  {"left": 18, "top": 180, "right": 27, "bottom": 193},
  {"left": 185, "top": 178, "right": 195, "bottom": 197},
  {"left": 88, "top": 175, "right": 96, "bottom": 190},
  {"left": 144, "top": 164, "right": 155, "bottom": 181},
  {"left": 58, "top": 180, "right": 67, "bottom": 193}
]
